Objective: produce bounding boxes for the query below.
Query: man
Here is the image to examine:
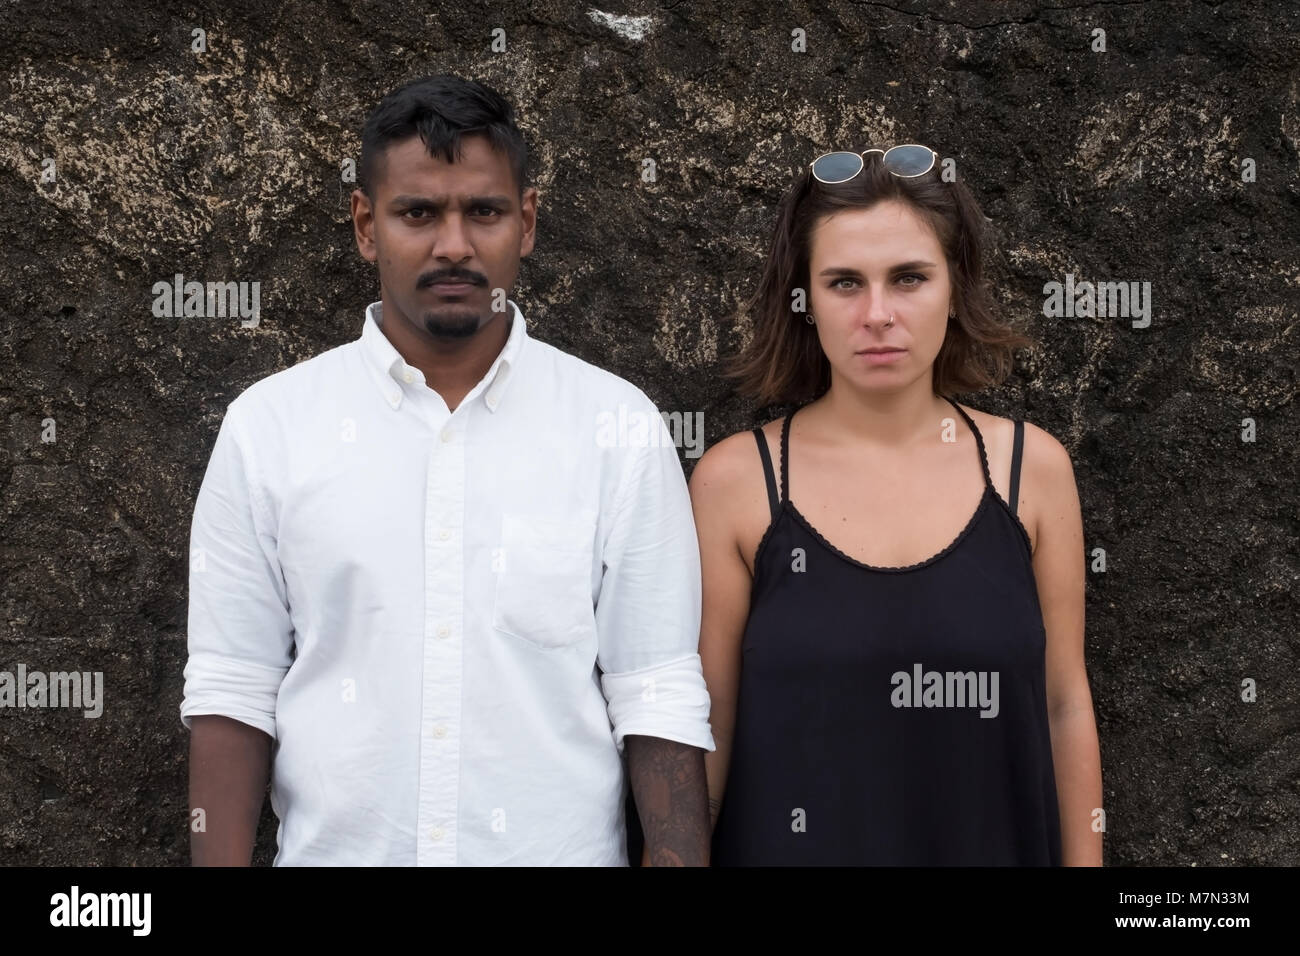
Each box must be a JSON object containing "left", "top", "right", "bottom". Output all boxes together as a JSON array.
[{"left": 181, "top": 75, "right": 714, "bottom": 866}]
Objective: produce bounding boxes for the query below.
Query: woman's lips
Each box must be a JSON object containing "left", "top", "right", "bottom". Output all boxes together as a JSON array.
[{"left": 856, "top": 348, "right": 906, "bottom": 365}]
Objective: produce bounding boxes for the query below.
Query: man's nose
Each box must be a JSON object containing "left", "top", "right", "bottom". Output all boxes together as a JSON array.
[{"left": 431, "top": 213, "right": 473, "bottom": 262}]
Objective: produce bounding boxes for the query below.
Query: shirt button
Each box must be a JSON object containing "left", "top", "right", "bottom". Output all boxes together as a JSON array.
[
  {"left": 403, "top": 371, "right": 413, "bottom": 383},
  {"left": 440, "top": 428, "right": 453, "bottom": 442},
  {"left": 433, "top": 725, "right": 447, "bottom": 738},
  {"left": 439, "top": 528, "right": 450, "bottom": 540},
  {"left": 430, "top": 826, "right": 444, "bottom": 842},
  {"left": 437, "top": 625, "right": 450, "bottom": 638}
]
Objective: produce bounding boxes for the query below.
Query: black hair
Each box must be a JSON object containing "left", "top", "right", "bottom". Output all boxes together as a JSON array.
[{"left": 358, "top": 74, "right": 529, "bottom": 200}]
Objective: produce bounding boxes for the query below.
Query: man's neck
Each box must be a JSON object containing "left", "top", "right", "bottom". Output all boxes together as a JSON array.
[{"left": 379, "top": 301, "right": 512, "bottom": 410}]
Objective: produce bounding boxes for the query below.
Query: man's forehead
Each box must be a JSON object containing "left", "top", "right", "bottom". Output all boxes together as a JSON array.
[
  {"left": 385, "top": 135, "right": 505, "bottom": 173},
  {"left": 379, "top": 136, "right": 512, "bottom": 198}
]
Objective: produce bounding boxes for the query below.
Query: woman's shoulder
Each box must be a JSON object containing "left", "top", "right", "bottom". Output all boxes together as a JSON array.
[
  {"left": 948, "top": 401, "right": 1076, "bottom": 554},
  {"left": 690, "top": 420, "right": 789, "bottom": 572},
  {"left": 950, "top": 401, "right": 1068, "bottom": 465},
  {"left": 690, "top": 421, "right": 776, "bottom": 494}
]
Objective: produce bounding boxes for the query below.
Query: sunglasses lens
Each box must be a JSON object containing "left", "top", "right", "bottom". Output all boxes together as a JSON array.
[
  {"left": 812, "top": 152, "right": 864, "bottom": 183},
  {"left": 883, "top": 145, "right": 935, "bottom": 176}
]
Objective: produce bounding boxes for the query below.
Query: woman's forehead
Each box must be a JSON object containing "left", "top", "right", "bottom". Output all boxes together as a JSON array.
[{"left": 809, "top": 203, "right": 943, "bottom": 264}]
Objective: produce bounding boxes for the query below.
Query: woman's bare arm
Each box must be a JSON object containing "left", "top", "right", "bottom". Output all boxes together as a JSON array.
[
  {"left": 689, "top": 432, "right": 765, "bottom": 833},
  {"left": 1024, "top": 423, "right": 1103, "bottom": 866}
]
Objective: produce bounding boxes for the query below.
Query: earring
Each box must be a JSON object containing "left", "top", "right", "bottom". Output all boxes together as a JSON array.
[{"left": 806, "top": 314, "right": 815, "bottom": 325}]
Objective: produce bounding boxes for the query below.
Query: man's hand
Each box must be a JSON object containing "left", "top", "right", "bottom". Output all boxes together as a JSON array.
[{"left": 625, "top": 735, "right": 710, "bottom": 866}]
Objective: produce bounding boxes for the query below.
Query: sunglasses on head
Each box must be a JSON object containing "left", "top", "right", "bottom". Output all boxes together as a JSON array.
[{"left": 810, "top": 144, "right": 938, "bottom": 184}]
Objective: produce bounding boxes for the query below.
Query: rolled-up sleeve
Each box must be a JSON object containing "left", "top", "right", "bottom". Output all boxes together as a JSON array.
[
  {"left": 180, "top": 399, "right": 294, "bottom": 739},
  {"left": 596, "top": 403, "right": 715, "bottom": 755}
]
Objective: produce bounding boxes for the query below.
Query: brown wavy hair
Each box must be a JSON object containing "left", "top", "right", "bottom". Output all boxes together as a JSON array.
[{"left": 726, "top": 150, "right": 1034, "bottom": 405}]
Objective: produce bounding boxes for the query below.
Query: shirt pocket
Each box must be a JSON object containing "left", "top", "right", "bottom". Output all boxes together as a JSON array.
[{"left": 492, "top": 510, "right": 596, "bottom": 649}]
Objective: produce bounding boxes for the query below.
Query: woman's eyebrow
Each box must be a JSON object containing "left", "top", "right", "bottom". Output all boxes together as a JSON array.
[{"left": 817, "top": 260, "right": 939, "bottom": 276}]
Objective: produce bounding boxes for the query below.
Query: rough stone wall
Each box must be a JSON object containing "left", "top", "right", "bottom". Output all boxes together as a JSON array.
[{"left": 0, "top": 0, "right": 1296, "bottom": 865}]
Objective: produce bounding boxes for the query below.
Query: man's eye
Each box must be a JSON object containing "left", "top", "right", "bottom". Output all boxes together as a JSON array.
[
  {"left": 473, "top": 207, "right": 500, "bottom": 217},
  {"left": 403, "top": 208, "right": 429, "bottom": 219},
  {"left": 899, "top": 273, "right": 925, "bottom": 286}
]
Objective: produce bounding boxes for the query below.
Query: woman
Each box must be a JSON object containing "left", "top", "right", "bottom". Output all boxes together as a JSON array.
[{"left": 692, "top": 145, "right": 1102, "bottom": 865}]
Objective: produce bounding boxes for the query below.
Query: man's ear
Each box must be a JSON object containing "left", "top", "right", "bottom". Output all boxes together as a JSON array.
[
  {"left": 351, "top": 189, "right": 377, "bottom": 263},
  {"left": 519, "top": 187, "right": 538, "bottom": 259}
]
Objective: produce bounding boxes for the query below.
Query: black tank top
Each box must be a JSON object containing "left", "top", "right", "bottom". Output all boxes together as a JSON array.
[{"left": 711, "top": 395, "right": 1062, "bottom": 866}]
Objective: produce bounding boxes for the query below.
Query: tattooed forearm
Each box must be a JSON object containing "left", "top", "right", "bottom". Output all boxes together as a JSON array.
[{"left": 625, "top": 735, "right": 710, "bottom": 867}]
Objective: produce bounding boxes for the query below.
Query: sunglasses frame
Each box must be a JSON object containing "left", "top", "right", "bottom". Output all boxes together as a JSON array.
[{"left": 809, "top": 144, "right": 939, "bottom": 184}]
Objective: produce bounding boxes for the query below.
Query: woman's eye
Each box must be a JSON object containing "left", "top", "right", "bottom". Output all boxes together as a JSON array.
[{"left": 830, "top": 275, "right": 924, "bottom": 290}]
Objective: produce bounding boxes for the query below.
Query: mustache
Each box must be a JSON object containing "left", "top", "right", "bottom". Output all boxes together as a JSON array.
[{"left": 418, "top": 269, "right": 486, "bottom": 288}]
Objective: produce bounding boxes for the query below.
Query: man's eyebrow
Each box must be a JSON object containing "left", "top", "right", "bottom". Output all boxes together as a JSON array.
[
  {"left": 389, "top": 194, "right": 513, "bottom": 209},
  {"left": 817, "top": 260, "right": 939, "bottom": 276}
]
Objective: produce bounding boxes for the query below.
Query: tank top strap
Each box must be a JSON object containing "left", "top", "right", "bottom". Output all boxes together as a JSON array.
[
  {"left": 779, "top": 407, "right": 796, "bottom": 505},
  {"left": 751, "top": 427, "right": 780, "bottom": 522},
  {"left": 941, "top": 394, "right": 995, "bottom": 495},
  {"left": 1008, "top": 418, "right": 1025, "bottom": 519}
]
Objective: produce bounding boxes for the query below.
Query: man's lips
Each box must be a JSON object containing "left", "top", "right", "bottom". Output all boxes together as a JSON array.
[{"left": 426, "top": 281, "right": 477, "bottom": 294}]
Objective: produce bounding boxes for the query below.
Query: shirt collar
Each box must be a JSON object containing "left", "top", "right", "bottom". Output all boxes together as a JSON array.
[{"left": 359, "top": 298, "right": 527, "bottom": 413}]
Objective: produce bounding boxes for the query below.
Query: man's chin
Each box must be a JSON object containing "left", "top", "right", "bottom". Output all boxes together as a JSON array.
[{"left": 421, "top": 309, "right": 480, "bottom": 340}]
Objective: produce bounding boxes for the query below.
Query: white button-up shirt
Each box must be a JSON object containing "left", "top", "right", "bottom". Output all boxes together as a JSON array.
[{"left": 181, "top": 299, "right": 715, "bottom": 866}]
